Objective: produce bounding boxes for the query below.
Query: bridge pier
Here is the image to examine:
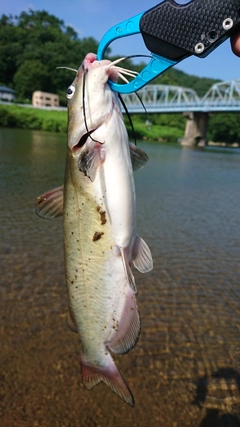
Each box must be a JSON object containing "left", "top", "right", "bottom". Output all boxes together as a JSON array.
[{"left": 181, "top": 112, "right": 209, "bottom": 147}]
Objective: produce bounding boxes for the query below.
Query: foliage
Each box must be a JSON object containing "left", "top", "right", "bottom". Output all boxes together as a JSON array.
[
  {"left": 124, "top": 112, "right": 185, "bottom": 142},
  {"left": 208, "top": 113, "right": 240, "bottom": 143},
  {"left": 2, "top": 103, "right": 240, "bottom": 144},
  {"left": 131, "top": 63, "right": 220, "bottom": 97},
  {"left": 0, "top": 104, "right": 67, "bottom": 133},
  {"left": 0, "top": 103, "right": 183, "bottom": 141},
  {"left": 125, "top": 113, "right": 184, "bottom": 142},
  {"left": 0, "top": 11, "right": 98, "bottom": 103},
  {"left": 127, "top": 121, "right": 183, "bottom": 143},
  {"left": 13, "top": 60, "right": 50, "bottom": 100},
  {"left": 156, "top": 69, "right": 220, "bottom": 97},
  {"left": 132, "top": 112, "right": 185, "bottom": 129}
]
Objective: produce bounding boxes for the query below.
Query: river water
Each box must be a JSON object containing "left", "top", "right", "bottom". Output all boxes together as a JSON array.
[{"left": 0, "top": 128, "right": 240, "bottom": 427}]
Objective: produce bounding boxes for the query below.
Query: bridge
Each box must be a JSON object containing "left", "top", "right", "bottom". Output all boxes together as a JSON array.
[
  {"left": 121, "top": 79, "right": 240, "bottom": 113},
  {"left": 121, "top": 79, "right": 240, "bottom": 146}
]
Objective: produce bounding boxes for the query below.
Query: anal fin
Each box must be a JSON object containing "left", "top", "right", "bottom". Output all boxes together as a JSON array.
[{"left": 108, "top": 284, "right": 140, "bottom": 355}]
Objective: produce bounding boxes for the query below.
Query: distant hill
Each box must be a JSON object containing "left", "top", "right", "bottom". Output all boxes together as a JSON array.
[
  {"left": 130, "top": 61, "right": 220, "bottom": 97},
  {"left": 155, "top": 67, "right": 220, "bottom": 97}
]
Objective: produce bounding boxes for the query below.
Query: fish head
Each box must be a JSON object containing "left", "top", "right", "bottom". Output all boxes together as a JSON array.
[{"left": 66, "top": 53, "right": 121, "bottom": 152}]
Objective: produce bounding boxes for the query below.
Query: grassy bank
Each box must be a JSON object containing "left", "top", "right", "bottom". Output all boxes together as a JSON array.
[
  {"left": 126, "top": 113, "right": 185, "bottom": 142},
  {"left": 0, "top": 104, "right": 67, "bottom": 133},
  {"left": 0, "top": 103, "right": 185, "bottom": 142},
  {"left": 126, "top": 119, "right": 183, "bottom": 143}
]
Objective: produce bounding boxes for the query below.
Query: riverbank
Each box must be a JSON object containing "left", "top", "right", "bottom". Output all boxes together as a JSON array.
[
  {"left": 0, "top": 103, "right": 68, "bottom": 133},
  {"left": 0, "top": 103, "right": 184, "bottom": 142}
]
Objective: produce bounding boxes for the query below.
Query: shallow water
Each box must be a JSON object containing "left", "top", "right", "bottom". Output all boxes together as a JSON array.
[{"left": 0, "top": 128, "right": 240, "bottom": 426}]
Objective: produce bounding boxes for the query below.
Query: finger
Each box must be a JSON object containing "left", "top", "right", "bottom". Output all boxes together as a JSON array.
[{"left": 230, "top": 33, "right": 240, "bottom": 57}]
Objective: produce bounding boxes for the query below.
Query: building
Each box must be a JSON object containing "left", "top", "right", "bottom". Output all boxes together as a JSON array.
[
  {"left": 0, "top": 86, "right": 16, "bottom": 102},
  {"left": 32, "top": 91, "right": 59, "bottom": 108}
]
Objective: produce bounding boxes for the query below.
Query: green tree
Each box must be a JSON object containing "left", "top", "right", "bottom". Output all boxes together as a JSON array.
[
  {"left": 208, "top": 113, "right": 240, "bottom": 143},
  {"left": 13, "top": 60, "right": 50, "bottom": 100},
  {"left": 0, "top": 10, "right": 98, "bottom": 103}
]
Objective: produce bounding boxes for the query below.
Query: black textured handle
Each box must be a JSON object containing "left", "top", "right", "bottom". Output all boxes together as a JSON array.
[{"left": 140, "top": 0, "right": 240, "bottom": 60}]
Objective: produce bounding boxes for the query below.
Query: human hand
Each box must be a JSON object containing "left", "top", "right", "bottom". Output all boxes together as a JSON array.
[{"left": 231, "top": 33, "right": 240, "bottom": 57}]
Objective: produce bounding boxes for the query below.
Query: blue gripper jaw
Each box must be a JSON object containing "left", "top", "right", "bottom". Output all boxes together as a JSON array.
[
  {"left": 97, "top": 1, "right": 240, "bottom": 93},
  {"left": 97, "top": 13, "right": 177, "bottom": 94},
  {"left": 97, "top": 13, "right": 144, "bottom": 62}
]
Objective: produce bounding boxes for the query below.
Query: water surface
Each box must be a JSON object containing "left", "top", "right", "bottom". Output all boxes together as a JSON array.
[{"left": 0, "top": 128, "right": 240, "bottom": 426}]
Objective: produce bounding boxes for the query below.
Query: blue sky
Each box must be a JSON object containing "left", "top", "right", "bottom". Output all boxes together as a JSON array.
[{"left": 2, "top": 0, "right": 240, "bottom": 82}]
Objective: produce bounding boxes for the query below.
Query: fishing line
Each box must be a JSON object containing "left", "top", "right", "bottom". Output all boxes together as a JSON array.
[
  {"left": 82, "top": 65, "right": 89, "bottom": 135},
  {"left": 115, "top": 54, "right": 151, "bottom": 142},
  {"left": 122, "top": 54, "right": 152, "bottom": 61},
  {"left": 82, "top": 65, "right": 102, "bottom": 144},
  {"left": 120, "top": 55, "right": 151, "bottom": 118},
  {"left": 135, "top": 92, "right": 149, "bottom": 117},
  {"left": 110, "top": 54, "right": 152, "bottom": 62},
  {"left": 118, "top": 94, "right": 137, "bottom": 146}
]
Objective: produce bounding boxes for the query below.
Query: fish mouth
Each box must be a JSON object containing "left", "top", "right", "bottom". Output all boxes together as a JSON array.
[
  {"left": 83, "top": 53, "right": 119, "bottom": 82},
  {"left": 72, "top": 108, "right": 114, "bottom": 153},
  {"left": 72, "top": 130, "right": 96, "bottom": 153},
  {"left": 72, "top": 127, "right": 106, "bottom": 153}
]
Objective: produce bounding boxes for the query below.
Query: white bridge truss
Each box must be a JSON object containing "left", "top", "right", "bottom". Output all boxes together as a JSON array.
[{"left": 121, "top": 79, "right": 240, "bottom": 113}]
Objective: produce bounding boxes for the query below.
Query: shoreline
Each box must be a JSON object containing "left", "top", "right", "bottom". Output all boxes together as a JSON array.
[
  {"left": 0, "top": 103, "right": 239, "bottom": 147},
  {"left": 208, "top": 140, "right": 240, "bottom": 148}
]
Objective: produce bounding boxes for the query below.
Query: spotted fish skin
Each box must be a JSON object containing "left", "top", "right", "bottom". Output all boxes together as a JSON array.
[{"left": 36, "top": 53, "right": 153, "bottom": 406}]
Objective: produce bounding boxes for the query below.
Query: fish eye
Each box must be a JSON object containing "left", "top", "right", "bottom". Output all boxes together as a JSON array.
[{"left": 66, "top": 85, "right": 75, "bottom": 99}]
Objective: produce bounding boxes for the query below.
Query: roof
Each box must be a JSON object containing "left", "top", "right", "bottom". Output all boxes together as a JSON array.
[{"left": 0, "top": 86, "right": 15, "bottom": 93}]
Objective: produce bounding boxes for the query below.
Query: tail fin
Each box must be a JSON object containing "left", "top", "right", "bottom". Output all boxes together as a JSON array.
[{"left": 81, "top": 354, "right": 134, "bottom": 407}]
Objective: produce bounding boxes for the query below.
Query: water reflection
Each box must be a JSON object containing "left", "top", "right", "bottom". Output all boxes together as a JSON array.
[{"left": 0, "top": 130, "right": 240, "bottom": 426}]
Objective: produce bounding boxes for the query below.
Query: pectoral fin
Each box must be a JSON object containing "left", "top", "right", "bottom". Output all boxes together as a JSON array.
[
  {"left": 78, "top": 143, "right": 105, "bottom": 182},
  {"left": 35, "top": 185, "right": 64, "bottom": 219},
  {"left": 132, "top": 235, "right": 153, "bottom": 273},
  {"left": 129, "top": 143, "right": 149, "bottom": 172}
]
